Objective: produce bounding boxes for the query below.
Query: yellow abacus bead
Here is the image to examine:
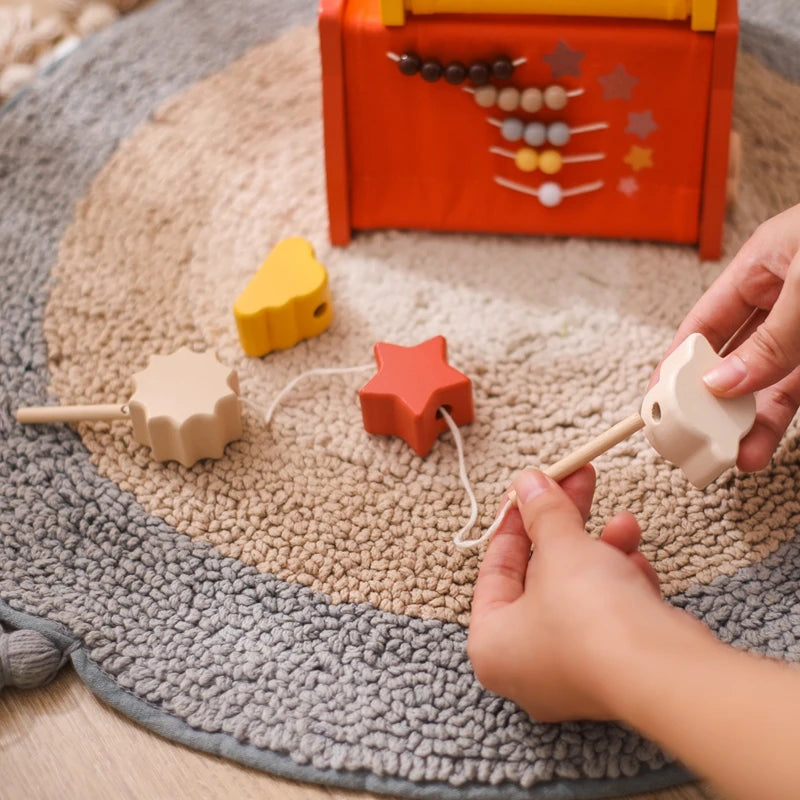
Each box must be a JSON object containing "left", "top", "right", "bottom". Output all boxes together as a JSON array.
[
  {"left": 539, "top": 149, "right": 563, "bottom": 175},
  {"left": 515, "top": 147, "right": 539, "bottom": 172}
]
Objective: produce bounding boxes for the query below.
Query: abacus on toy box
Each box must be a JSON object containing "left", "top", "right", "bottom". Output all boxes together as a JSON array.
[{"left": 319, "top": 0, "right": 738, "bottom": 258}]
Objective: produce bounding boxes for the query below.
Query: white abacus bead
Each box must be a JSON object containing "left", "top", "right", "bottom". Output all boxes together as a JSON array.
[{"left": 538, "top": 182, "right": 563, "bottom": 207}]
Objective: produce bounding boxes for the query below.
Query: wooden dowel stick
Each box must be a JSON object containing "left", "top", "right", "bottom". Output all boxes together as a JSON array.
[
  {"left": 16, "top": 404, "right": 130, "bottom": 424},
  {"left": 509, "top": 411, "right": 645, "bottom": 504}
]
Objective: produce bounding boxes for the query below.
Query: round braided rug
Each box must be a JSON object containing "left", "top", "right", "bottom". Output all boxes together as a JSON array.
[{"left": 2, "top": 1, "right": 800, "bottom": 797}]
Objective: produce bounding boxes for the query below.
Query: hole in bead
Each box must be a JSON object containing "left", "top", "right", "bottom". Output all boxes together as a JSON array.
[
  {"left": 651, "top": 402, "right": 661, "bottom": 423},
  {"left": 313, "top": 303, "right": 328, "bottom": 318},
  {"left": 436, "top": 405, "right": 453, "bottom": 419}
]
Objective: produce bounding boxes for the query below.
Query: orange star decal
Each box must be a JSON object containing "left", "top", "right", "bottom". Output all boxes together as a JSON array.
[
  {"left": 623, "top": 145, "right": 654, "bottom": 172},
  {"left": 359, "top": 336, "right": 474, "bottom": 456}
]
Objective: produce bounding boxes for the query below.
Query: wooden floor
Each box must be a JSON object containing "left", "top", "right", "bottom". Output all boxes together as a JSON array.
[{"left": 0, "top": 666, "right": 724, "bottom": 800}]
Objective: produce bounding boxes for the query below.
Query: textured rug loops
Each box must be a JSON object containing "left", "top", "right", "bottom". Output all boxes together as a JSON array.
[{"left": 2, "top": 0, "right": 800, "bottom": 797}]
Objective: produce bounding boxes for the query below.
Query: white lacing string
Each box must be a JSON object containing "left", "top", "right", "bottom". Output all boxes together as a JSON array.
[
  {"left": 242, "top": 368, "right": 484, "bottom": 550},
  {"left": 439, "top": 407, "right": 483, "bottom": 549},
  {"left": 241, "top": 364, "right": 375, "bottom": 424},
  {"left": 484, "top": 497, "right": 514, "bottom": 540}
]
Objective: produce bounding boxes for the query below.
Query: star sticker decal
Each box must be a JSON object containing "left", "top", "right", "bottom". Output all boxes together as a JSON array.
[
  {"left": 542, "top": 41, "right": 585, "bottom": 78},
  {"left": 623, "top": 145, "right": 653, "bottom": 171},
  {"left": 598, "top": 64, "right": 639, "bottom": 101},
  {"left": 626, "top": 110, "right": 659, "bottom": 140},
  {"left": 618, "top": 176, "right": 640, "bottom": 197},
  {"left": 358, "top": 336, "right": 474, "bottom": 457}
]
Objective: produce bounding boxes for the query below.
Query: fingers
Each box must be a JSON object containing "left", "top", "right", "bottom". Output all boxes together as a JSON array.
[
  {"left": 512, "top": 468, "right": 586, "bottom": 548},
  {"left": 655, "top": 208, "right": 800, "bottom": 393},
  {"left": 557, "top": 464, "right": 596, "bottom": 523},
  {"left": 628, "top": 551, "right": 661, "bottom": 595},
  {"left": 703, "top": 256, "right": 800, "bottom": 395},
  {"left": 471, "top": 503, "right": 530, "bottom": 621},
  {"left": 599, "top": 511, "right": 641, "bottom": 553},
  {"left": 474, "top": 465, "right": 596, "bottom": 616},
  {"left": 736, "top": 365, "right": 800, "bottom": 471},
  {"left": 601, "top": 513, "right": 661, "bottom": 595}
]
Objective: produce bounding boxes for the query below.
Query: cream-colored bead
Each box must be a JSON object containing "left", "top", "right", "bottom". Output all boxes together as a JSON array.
[
  {"left": 473, "top": 84, "right": 497, "bottom": 108},
  {"left": 520, "top": 87, "right": 543, "bottom": 113},
  {"left": 543, "top": 84, "right": 568, "bottom": 110},
  {"left": 497, "top": 86, "right": 520, "bottom": 112}
]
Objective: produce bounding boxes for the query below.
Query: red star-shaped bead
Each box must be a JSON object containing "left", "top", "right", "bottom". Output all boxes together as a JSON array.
[{"left": 358, "top": 336, "right": 474, "bottom": 457}]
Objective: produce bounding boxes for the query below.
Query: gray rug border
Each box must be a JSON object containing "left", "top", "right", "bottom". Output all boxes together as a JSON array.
[
  {"left": 0, "top": 599, "right": 693, "bottom": 799},
  {"left": 2, "top": 1, "right": 797, "bottom": 797}
]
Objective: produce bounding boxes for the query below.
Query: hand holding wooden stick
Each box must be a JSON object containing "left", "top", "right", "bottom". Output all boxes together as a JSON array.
[
  {"left": 475, "top": 334, "right": 759, "bottom": 550},
  {"left": 507, "top": 411, "right": 645, "bottom": 505}
]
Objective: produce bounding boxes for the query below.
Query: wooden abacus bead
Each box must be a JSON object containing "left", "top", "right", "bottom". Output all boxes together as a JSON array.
[
  {"left": 398, "top": 52, "right": 421, "bottom": 76},
  {"left": 469, "top": 60, "right": 490, "bottom": 85},
  {"left": 420, "top": 59, "right": 443, "bottom": 82},
  {"left": 497, "top": 87, "right": 520, "bottom": 112},
  {"left": 474, "top": 85, "right": 498, "bottom": 108},
  {"left": 444, "top": 61, "right": 467, "bottom": 84},
  {"left": 547, "top": 121, "right": 571, "bottom": 146},
  {"left": 492, "top": 56, "right": 514, "bottom": 80},
  {"left": 520, "top": 87, "right": 543, "bottom": 113},
  {"left": 539, "top": 149, "right": 563, "bottom": 175},
  {"left": 515, "top": 148, "right": 539, "bottom": 172},
  {"left": 500, "top": 117, "right": 525, "bottom": 141},
  {"left": 543, "top": 84, "right": 568, "bottom": 110},
  {"left": 538, "top": 182, "right": 563, "bottom": 207},
  {"left": 523, "top": 121, "right": 546, "bottom": 146}
]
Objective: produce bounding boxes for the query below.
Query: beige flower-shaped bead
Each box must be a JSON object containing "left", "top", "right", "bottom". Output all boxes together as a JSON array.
[
  {"left": 128, "top": 348, "right": 242, "bottom": 467},
  {"left": 640, "top": 333, "right": 756, "bottom": 488}
]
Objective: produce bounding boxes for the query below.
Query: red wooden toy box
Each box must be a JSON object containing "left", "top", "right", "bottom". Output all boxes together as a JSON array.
[{"left": 319, "top": 0, "right": 738, "bottom": 258}]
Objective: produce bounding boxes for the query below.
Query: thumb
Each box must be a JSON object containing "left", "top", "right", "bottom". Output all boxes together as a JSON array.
[
  {"left": 512, "top": 469, "right": 586, "bottom": 548},
  {"left": 704, "top": 257, "right": 800, "bottom": 397}
]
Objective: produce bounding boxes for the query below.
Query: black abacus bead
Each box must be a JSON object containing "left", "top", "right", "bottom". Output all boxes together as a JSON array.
[
  {"left": 420, "top": 59, "right": 444, "bottom": 82},
  {"left": 492, "top": 56, "right": 514, "bottom": 80},
  {"left": 444, "top": 61, "right": 467, "bottom": 85},
  {"left": 468, "top": 60, "right": 491, "bottom": 86},
  {"left": 398, "top": 52, "right": 421, "bottom": 76}
]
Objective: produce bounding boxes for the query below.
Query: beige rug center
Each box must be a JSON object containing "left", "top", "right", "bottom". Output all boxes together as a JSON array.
[{"left": 43, "top": 26, "right": 800, "bottom": 626}]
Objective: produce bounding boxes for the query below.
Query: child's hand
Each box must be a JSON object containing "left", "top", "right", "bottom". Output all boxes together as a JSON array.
[
  {"left": 468, "top": 466, "right": 682, "bottom": 722},
  {"left": 666, "top": 204, "right": 800, "bottom": 470}
]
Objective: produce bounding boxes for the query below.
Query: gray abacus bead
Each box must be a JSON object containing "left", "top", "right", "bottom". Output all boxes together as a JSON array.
[
  {"left": 500, "top": 117, "right": 525, "bottom": 142},
  {"left": 547, "top": 121, "right": 571, "bottom": 146},
  {"left": 523, "top": 121, "right": 547, "bottom": 147}
]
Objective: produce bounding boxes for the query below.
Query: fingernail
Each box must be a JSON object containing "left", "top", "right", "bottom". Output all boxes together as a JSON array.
[
  {"left": 514, "top": 470, "right": 551, "bottom": 504},
  {"left": 703, "top": 354, "right": 747, "bottom": 392}
]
